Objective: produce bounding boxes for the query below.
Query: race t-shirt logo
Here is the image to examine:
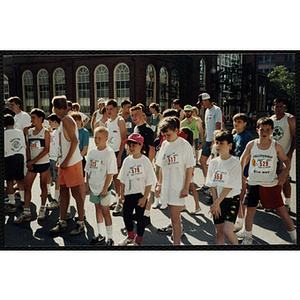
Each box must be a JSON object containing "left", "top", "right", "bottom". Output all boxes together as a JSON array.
[{"left": 272, "top": 126, "right": 284, "bottom": 141}]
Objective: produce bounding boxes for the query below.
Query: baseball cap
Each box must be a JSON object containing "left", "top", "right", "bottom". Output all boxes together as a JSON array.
[
  {"left": 184, "top": 104, "right": 193, "bottom": 111},
  {"left": 196, "top": 93, "right": 210, "bottom": 105},
  {"left": 98, "top": 98, "right": 106, "bottom": 105},
  {"left": 124, "top": 133, "right": 144, "bottom": 145}
]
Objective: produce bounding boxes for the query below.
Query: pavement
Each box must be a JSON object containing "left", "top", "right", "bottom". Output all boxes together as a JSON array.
[{"left": 4, "top": 127, "right": 298, "bottom": 249}]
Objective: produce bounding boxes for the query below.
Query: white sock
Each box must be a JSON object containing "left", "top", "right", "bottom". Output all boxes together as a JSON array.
[
  {"left": 154, "top": 196, "right": 160, "bottom": 204},
  {"left": 106, "top": 225, "right": 113, "bottom": 240},
  {"left": 97, "top": 222, "right": 106, "bottom": 237},
  {"left": 47, "top": 184, "right": 51, "bottom": 195},
  {"left": 24, "top": 208, "right": 30, "bottom": 215},
  {"left": 245, "top": 230, "right": 252, "bottom": 239},
  {"left": 8, "top": 194, "right": 15, "bottom": 205},
  {"left": 285, "top": 198, "right": 291, "bottom": 206},
  {"left": 203, "top": 177, "right": 206, "bottom": 185},
  {"left": 19, "top": 190, "right": 25, "bottom": 202},
  {"left": 55, "top": 190, "right": 60, "bottom": 201},
  {"left": 236, "top": 217, "right": 244, "bottom": 225},
  {"left": 67, "top": 205, "right": 71, "bottom": 214},
  {"left": 288, "top": 229, "right": 296, "bottom": 241},
  {"left": 144, "top": 209, "right": 150, "bottom": 217}
]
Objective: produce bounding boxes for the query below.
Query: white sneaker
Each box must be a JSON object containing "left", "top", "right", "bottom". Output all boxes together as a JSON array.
[
  {"left": 241, "top": 237, "right": 253, "bottom": 245},
  {"left": 118, "top": 236, "right": 135, "bottom": 246},
  {"left": 190, "top": 207, "right": 202, "bottom": 214},
  {"left": 233, "top": 222, "right": 243, "bottom": 232},
  {"left": 152, "top": 197, "right": 160, "bottom": 209},
  {"left": 235, "top": 229, "right": 245, "bottom": 239}
]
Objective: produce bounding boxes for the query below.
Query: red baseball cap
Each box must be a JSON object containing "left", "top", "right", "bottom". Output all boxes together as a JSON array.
[{"left": 124, "top": 133, "right": 144, "bottom": 145}]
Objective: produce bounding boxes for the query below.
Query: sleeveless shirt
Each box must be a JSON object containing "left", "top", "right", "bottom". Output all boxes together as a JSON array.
[
  {"left": 107, "top": 116, "right": 123, "bottom": 152},
  {"left": 28, "top": 127, "right": 49, "bottom": 164},
  {"left": 182, "top": 117, "right": 199, "bottom": 140}
]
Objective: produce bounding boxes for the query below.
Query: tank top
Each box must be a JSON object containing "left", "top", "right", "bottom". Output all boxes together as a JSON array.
[
  {"left": 248, "top": 139, "right": 278, "bottom": 187},
  {"left": 95, "top": 110, "right": 103, "bottom": 123},
  {"left": 28, "top": 127, "right": 49, "bottom": 165},
  {"left": 150, "top": 113, "right": 161, "bottom": 137},
  {"left": 107, "top": 116, "right": 122, "bottom": 152},
  {"left": 58, "top": 116, "right": 82, "bottom": 167},
  {"left": 182, "top": 117, "right": 199, "bottom": 140},
  {"left": 270, "top": 114, "right": 291, "bottom": 154}
]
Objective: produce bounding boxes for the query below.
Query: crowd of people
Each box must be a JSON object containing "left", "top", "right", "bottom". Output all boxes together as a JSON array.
[{"left": 4, "top": 93, "right": 297, "bottom": 246}]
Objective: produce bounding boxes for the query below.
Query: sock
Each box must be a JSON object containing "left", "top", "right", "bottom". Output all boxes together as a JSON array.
[
  {"left": 40, "top": 205, "right": 46, "bottom": 211},
  {"left": 144, "top": 210, "right": 150, "bottom": 217},
  {"left": 128, "top": 230, "right": 135, "bottom": 239},
  {"left": 55, "top": 190, "right": 60, "bottom": 201},
  {"left": 8, "top": 194, "right": 15, "bottom": 205},
  {"left": 203, "top": 177, "right": 206, "bottom": 185},
  {"left": 77, "top": 220, "right": 84, "bottom": 226},
  {"left": 154, "top": 196, "right": 160, "bottom": 204},
  {"left": 97, "top": 222, "right": 106, "bottom": 237},
  {"left": 67, "top": 205, "right": 71, "bottom": 214},
  {"left": 47, "top": 184, "right": 51, "bottom": 195},
  {"left": 24, "top": 208, "right": 30, "bottom": 215},
  {"left": 236, "top": 217, "right": 244, "bottom": 225},
  {"left": 106, "top": 225, "right": 113, "bottom": 240},
  {"left": 288, "top": 229, "right": 296, "bottom": 241},
  {"left": 245, "top": 230, "right": 252, "bottom": 239},
  {"left": 19, "top": 190, "right": 25, "bottom": 202},
  {"left": 285, "top": 198, "right": 291, "bottom": 206},
  {"left": 135, "top": 235, "right": 143, "bottom": 245}
]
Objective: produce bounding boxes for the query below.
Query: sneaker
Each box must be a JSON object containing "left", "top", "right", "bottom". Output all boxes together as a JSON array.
[
  {"left": 90, "top": 234, "right": 105, "bottom": 245},
  {"left": 190, "top": 207, "right": 202, "bottom": 215},
  {"left": 203, "top": 188, "right": 211, "bottom": 195},
  {"left": 47, "top": 194, "right": 54, "bottom": 203},
  {"left": 160, "top": 204, "right": 168, "bottom": 210},
  {"left": 241, "top": 237, "right": 253, "bottom": 245},
  {"left": 50, "top": 220, "right": 67, "bottom": 234},
  {"left": 233, "top": 222, "right": 243, "bottom": 232},
  {"left": 70, "top": 222, "right": 85, "bottom": 235},
  {"left": 4, "top": 203, "right": 17, "bottom": 213},
  {"left": 292, "top": 238, "right": 297, "bottom": 244},
  {"left": 157, "top": 224, "right": 173, "bottom": 234},
  {"left": 109, "top": 201, "right": 117, "bottom": 210},
  {"left": 66, "top": 212, "right": 73, "bottom": 220},
  {"left": 105, "top": 238, "right": 114, "bottom": 246},
  {"left": 118, "top": 236, "right": 135, "bottom": 246},
  {"left": 235, "top": 229, "right": 245, "bottom": 239},
  {"left": 37, "top": 207, "right": 46, "bottom": 221},
  {"left": 257, "top": 202, "right": 263, "bottom": 209},
  {"left": 112, "top": 203, "right": 123, "bottom": 216},
  {"left": 152, "top": 199, "right": 160, "bottom": 209},
  {"left": 198, "top": 185, "right": 209, "bottom": 193},
  {"left": 17, "top": 201, "right": 25, "bottom": 209},
  {"left": 46, "top": 200, "right": 59, "bottom": 210},
  {"left": 144, "top": 216, "right": 151, "bottom": 227},
  {"left": 14, "top": 211, "right": 31, "bottom": 224}
]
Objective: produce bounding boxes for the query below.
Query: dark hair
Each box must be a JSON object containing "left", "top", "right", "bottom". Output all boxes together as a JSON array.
[
  {"left": 72, "top": 102, "right": 80, "bottom": 111},
  {"left": 181, "top": 127, "right": 194, "bottom": 146},
  {"left": 67, "top": 100, "right": 73, "bottom": 107},
  {"left": 30, "top": 108, "right": 45, "bottom": 122},
  {"left": 47, "top": 113, "right": 61, "bottom": 124},
  {"left": 121, "top": 99, "right": 132, "bottom": 107},
  {"left": 127, "top": 140, "right": 147, "bottom": 155},
  {"left": 256, "top": 117, "right": 274, "bottom": 129},
  {"left": 70, "top": 112, "right": 82, "bottom": 122},
  {"left": 149, "top": 103, "right": 160, "bottom": 113},
  {"left": 101, "top": 106, "right": 106, "bottom": 114},
  {"left": 162, "top": 108, "right": 177, "bottom": 118},
  {"left": 4, "top": 114, "right": 15, "bottom": 127},
  {"left": 130, "top": 105, "right": 143, "bottom": 113},
  {"left": 272, "top": 98, "right": 285, "bottom": 106},
  {"left": 214, "top": 129, "right": 236, "bottom": 155},
  {"left": 8, "top": 96, "right": 22, "bottom": 108},
  {"left": 52, "top": 95, "right": 67, "bottom": 109},
  {"left": 106, "top": 99, "right": 118, "bottom": 108},
  {"left": 158, "top": 116, "right": 180, "bottom": 133},
  {"left": 233, "top": 113, "right": 248, "bottom": 123}
]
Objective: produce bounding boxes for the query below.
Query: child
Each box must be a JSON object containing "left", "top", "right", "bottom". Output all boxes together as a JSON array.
[
  {"left": 149, "top": 102, "right": 162, "bottom": 138},
  {"left": 85, "top": 127, "right": 118, "bottom": 246},
  {"left": 206, "top": 130, "right": 242, "bottom": 245},
  {"left": 181, "top": 127, "right": 202, "bottom": 214},
  {"left": 117, "top": 133, "right": 157, "bottom": 246},
  {"left": 4, "top": 114, "right": 26, "bottom": 213},
  {"left": 46, "top": 113, "right": 61, "bottom": 210},
  {"left": 14, "top": 108, "right": 50, "bottom": 224},
  {"left": 155, "top": 117, "right": 195, "bottom": 245},
  {"left": 239, "top": 117, "right": 296, "bottom": 244}
]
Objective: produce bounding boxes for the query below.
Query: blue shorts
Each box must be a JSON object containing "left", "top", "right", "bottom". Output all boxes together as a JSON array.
[
  {"left": 49, "top": 159, "right": 58, "bottom": 180},
  {"left": 201, "top": 141, "right": 212, "bottom": 157},
  {"left": 115, "top": 149, "right": 127, "bottom": 169},
  {"left": 89, "top": 190, "right": 111, "bottom": 206}
]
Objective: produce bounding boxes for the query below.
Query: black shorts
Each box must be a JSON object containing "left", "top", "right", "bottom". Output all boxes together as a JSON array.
[
  {"left": 5, "top": 154, "right": 25, "bottom": 181},
  {"left": 213, "top": 195, "right": 240, "bottom": 225},
  {"left": 29, "top": 163, "right": 50, "bottom": 174}
]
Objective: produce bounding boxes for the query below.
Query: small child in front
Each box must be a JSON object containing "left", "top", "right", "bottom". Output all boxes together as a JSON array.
[
  {"left": 155, "top": 117, "right": 195, "bottom": 245},
  {"left": 206, "top": 130, "right": 242, "bottom": 245},
  {"left": 117, "top": 133, "right": 157, "bottom": 246},
  {"left": 85, "top": 127, "right": 118, "bottom": 246}
]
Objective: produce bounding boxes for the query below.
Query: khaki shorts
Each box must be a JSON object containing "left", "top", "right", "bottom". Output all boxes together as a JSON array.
[{"left": 58, "top": 161, "right": 84, "bottom": 188}]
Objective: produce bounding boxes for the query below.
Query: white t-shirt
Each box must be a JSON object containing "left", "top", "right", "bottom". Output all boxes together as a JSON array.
[
  {"left": 118, "top": 155, "right": 157, "bottom": 196},
  {"left": 206, "top": 155, "right": 242, "bottom": 198},
  {"left": 49, "top": 129, "right": 60, "bottom": 160},
  {"left": 85, "top": 146, "right": 118, "bottom": 196},
  {"left": 205, "top": 105, "right": 222, "bottom": 142},
  {"left": 156, "top": 137, "right": 195, "bottom": 205},
  {"left": 14, "top": 111, "right": 31, "bottom": 132},
  {"left": 4, "top": 128, "right": 26, "bottom": 158}
]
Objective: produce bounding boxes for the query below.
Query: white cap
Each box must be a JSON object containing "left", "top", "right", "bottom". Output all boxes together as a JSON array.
[
  {"left": 98, "top": 98, "right": 106, "bottom": 104},
  {"left": 196, "top": 93, "right": 210, "bottom": 105}
]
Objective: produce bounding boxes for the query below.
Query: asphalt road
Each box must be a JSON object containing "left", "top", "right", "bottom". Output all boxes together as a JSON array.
[{"left": 4, "top": 133, "right": 298, "bottom": 249}]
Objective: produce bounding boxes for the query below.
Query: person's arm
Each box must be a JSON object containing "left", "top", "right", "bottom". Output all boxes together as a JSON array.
[
  {"left": 120, "top": 182, "right": 125, "bottom": 204},
  {"left": 215, "top": 122, "right": 221, "bottom": 130},
  {"left": 138, "top": 185, "right": 152, "bottom": 207},
  {"left": 287, "top": 115, "right": 296, "bottom": 160},
  {"left": 209, "top": 187, "right": 233, "bottom": 219},
  {"left": 117, "top": 117, "right": 126, "bottom": 167},
  {"left": 196, "top": 118, "right": 204, "bottom": 150},
  {"left": 155, "top": 166, "right": 162, "bottom": 198},
  {"left": 91, "top": 111, "right": 97, "bottom": 132},
  {"left": 27, "top": 130, "right": 50, "bottom": 166},
  {"left": 148, "top": 145, "right": 155, "bottom": 163},
  {"left": 85, "top": 172, "right": 90, "bottom": 195},
  {"left": 179, "top": 167, "right": 193, "bottom": 198},
  {"left": 240, "top": 141, "right": 253, "bottom": 183},
  {"left": 101, "top": 173, "right": 114, "bottom": 197},
  {"left": 276, "top": 142, "right": 291, "bottom": 186}
]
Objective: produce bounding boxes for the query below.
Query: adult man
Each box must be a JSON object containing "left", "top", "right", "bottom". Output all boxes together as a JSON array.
[
  {"left": 91, "top": 98, "right": 106, "bottom": 132},
  {"left": 173, "top": 99, "right": 185, "bottom": 122},
  {"left": 131, "top": 105, "right": 155, "bottom": 225},
  {"left": 180, "top": 104, "right": 204, "bottom": 152},
  {"left": 8, "top": 96, "right": 31, "bottom": 135},
  {"left": 197, "top": 93, "right": 222, "bottom": 192},
  {"left": 270, "top": 98, "right": 296, "bottom": 211},
  {"left": 49, "top": 96, "right": 86, "bottom": 235}
]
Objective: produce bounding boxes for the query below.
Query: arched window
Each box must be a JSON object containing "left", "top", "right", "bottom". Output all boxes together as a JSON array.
[
  {"left": 199, "top": 59, "right": 206, "bottom": 90},
  {"left": 76, "top": 66, "right": 90, "bottom": 114},
  {"left": 146, "top": 64, "right": 156, "bottom": 108},
  {"left": 53, "top": 68, "right": 66, "bottom": 96},
  {"left": 22, "top": 70, "right": 34, "bottom": 112},
  {"left": 171, "top": 69, "right": 179, "bottom": 101},
  {"left": 95, "top": 64, "right": 109, "bottom": 105},
  {"left": 38, "top": 69, "right": 50, "bottom": 114},
  {"left": 159, "top": 67, "right": 168, "bottom": 112},
  {"left": 114, "top": 63, "right": 130, "bottom": 106},
  {"left": 4, "top": 74, "right": 9, "bottom": 100}
]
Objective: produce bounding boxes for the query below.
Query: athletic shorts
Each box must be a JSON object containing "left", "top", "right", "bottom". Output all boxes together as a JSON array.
[
  {"left": 49, "top": 159, "right": 58, "bottom": 180},
  {"left": 213, "top": 195, "right": 240, "bottom": 225},
  {"left": 5, "top": 154, "right": 24, "bottom": 181},
  {"left": 115, "top": 149, "right": 127, "bottom": 169},
  {"left": 194, "top": 138, "right": 199, "bottom": 149},
  {"left": 89, "top": 190, "right": 111, "bottom": 206},
  {"left": 201, "top": 141, "right": 212, "bottom": 157},
  {"left": 58, "top": 161, "right": 84, "bottom": 188},
  {"left": 29, "top": 162, "right": 50, "bottom": 174},
  {"left": 242, "top": 184, "right": 284, "bottom": 209}
]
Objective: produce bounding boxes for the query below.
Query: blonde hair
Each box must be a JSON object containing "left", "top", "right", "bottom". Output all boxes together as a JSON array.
[{"left": 94, "top": 126, "right": 109, "bottom": 136}]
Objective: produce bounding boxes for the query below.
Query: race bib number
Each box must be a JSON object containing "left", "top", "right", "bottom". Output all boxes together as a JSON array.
[
  {"left": 151, "top": 125, "right": 156, "bottom": 132},
  {"left": 107, "top": 136, "right": 114, "bottom": 145},
  {"left": 212, "top": 170, "right": 227, "bottom": 183},
  {"left": 89, "top": 159, "right": 100, "bottom": 170},
  {"left": 126, "top": 122, "right": 132, "bottom": 129},
  {"left": 165, "top": 153, "right": 179, "bottom": 166},
  {"left": 30, "top": 140, "right": 41, "bottom": 149}
]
